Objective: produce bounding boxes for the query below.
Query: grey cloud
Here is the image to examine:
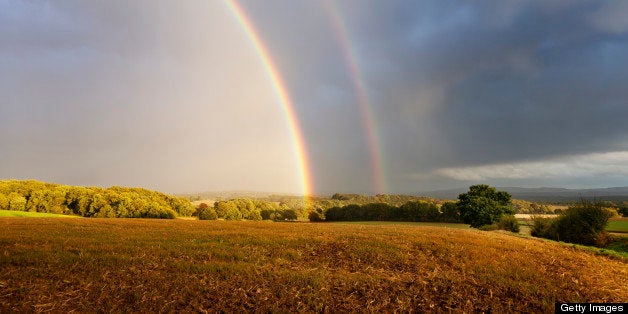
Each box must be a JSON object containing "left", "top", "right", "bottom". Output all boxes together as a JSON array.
[
  {"left": 242, "top": 0, "right": 628, "bottom": 193},
  {"left": 3, "top": 0, "right": 628, "bottom": 195}
]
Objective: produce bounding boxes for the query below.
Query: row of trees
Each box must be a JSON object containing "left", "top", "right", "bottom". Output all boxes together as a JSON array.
[
  {"left": 312, "top": 201, "right": 461, "bottom": 223},
  {"left": 312, "top": 185, "right": 519, "bottom": 232},
  {"left": 194, "top": 199, "right": 298, "bottom": 221},
  {"left": 0, "top": 180, "right": 193, "bottom": 218}
]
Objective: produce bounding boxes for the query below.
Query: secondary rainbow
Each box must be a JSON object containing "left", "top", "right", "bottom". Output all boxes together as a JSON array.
[
  {"left": 324, "top": 0, "right": 387, "bottom": 194},
  {"left": 224, "top": 0, "right": 313, "bottom": 199}
]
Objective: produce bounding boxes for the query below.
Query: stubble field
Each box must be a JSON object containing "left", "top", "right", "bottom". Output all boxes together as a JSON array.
[{"left": 1, "top": 218, "right": 626, "bottom": 312}]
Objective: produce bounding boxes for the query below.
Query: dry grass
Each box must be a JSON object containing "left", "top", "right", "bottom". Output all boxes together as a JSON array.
[{"left": 1, "top": 218, "right": 626, "bottom": 312}]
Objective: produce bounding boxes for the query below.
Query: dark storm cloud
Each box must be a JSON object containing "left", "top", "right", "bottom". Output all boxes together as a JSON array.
[{"left": 241, "top": 0, "right": 628, "bottom": 193}]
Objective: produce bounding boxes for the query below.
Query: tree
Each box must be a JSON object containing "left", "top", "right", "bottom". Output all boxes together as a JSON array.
[
  {"left": 197, "top": 203, "right": 218, "bottom": 220},
  {"left": 0, "top": 193, "right": 8, "bottom": 210},
  {"left": 8, "top": 192, "right": 27, "bottom": 212},
  {"left": 308, "top": 208, "right": 325, "bottom": 222},
  {"left": 456, "top": 184, "right": 514, "bottom": 228},
  {"left": 281, "top": 209, "right": 298, "bottom": 221},
  {"left": 194, "top": 203, "right": 210, "bottom": 217},
  {"left": 399, "top": 201, "right": 439, "bottom": 222},
  {"left": 440, "top": 202, "right": 461, "bottom": 222}
]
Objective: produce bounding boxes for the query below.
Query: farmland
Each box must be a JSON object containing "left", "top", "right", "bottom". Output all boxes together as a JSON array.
[
  {"left": 0, "top": 210, "right": 81, "bottom": 219},
  {"left": 1, "top": 218, "right": 626, "bottom": 312}
]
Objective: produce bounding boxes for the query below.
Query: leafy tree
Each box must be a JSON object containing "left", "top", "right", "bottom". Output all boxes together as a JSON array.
[
  {"left": 214, "top": 201, "right": 242, "bottom": 220},
  {"left": 260, "top": 209, "right": 274, "bottom": 220},
  {"left": 193, "top": 203, "right": 210, "bottom": 217},
  {"left": 308, "top": 208, "right": 325, "bottom": 222},
  {"left": 440, "top": 202, "right": 461, "bottom": 222},
  {"left": 281, "top": 209, "right": 298, "bottom": 221},
  {"left": 399, "top": 201, "right": 439, "bottom": 222},
  {"left": 324, "top": 206, "right": 343, "bottom": 221},
  {"left": 0, "top": 193, "right": 8, "bottom": 210},
  {"left": 8, "top": 192, "right": 27, "bottom": 212},
  {"left": 456, "top": 184, "right": 514, "bottom": 228},
  {"left": 197, "top": 203, "right": 218, "bottom": 220}
]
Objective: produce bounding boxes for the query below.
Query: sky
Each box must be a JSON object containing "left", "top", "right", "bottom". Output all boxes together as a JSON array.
[{"left": 2, "top": 1, "right": 628, "bottom": 195}]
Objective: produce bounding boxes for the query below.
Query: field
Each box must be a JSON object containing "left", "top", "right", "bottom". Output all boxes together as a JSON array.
[
  {"left": 607, "top": 218, "right": 628, "bottom": 233},
  {"left": 0, "top": 210, "right": 81, "bottom": 218},
  {"left": 1, "top": 219, "right": 626, "bottom": 312}
]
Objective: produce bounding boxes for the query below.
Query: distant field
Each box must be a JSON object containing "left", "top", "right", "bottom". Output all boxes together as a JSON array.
[
  {"left": 608, "top": 218, "right": 628, "bottom": 233},
  {"left": 0, "top": 210, "right": 80, "bottom": 218},
  {"left": 0, "top": 219, "right": 626, "bottom": 312}
]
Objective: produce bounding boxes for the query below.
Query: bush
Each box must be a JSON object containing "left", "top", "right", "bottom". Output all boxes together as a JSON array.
[
  {"left": 308, "top": 209, "right": 325, "bottom": 222},
  {"left": 530, "top": 216, "right": 558, "bottom": 239},
  {"left": 497, "top": 215, "right": 520, "bottom": 233},
  {"left": 554, "top": 200, "right": 613, "bottom": 246},
  {"left": 198, "top": 207, "right": 218, "bottom": 220},
  {"left": 281, "top": 209, "right": 298, "bottom": 221},
  {"left": 530, "top": 200, "right": 613, "bottom": 247}
]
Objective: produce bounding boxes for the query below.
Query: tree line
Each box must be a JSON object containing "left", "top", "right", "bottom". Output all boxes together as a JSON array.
[
  {"left": 310, "top": 185, "right": 517, "bottom": 232},
  {"left": 194, "top": 198, "right": 299, "bottom": 221},
  {"left": 0, "top": 180, "right": 193, "bottom": 218},
  {"left": 311, "top": 201, "right": 461, "bottom": 223}
]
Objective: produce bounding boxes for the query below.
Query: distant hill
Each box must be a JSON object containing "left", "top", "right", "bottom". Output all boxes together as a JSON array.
[
  {"left": 421, "top": 186, "right": 628, "bottom": 203},
  {"left": 177, "top": 191, "right": 299, "bottom": 202}
]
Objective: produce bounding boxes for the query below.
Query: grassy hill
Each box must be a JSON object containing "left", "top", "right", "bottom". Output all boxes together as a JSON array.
[{"left": 1, "top": 219, "right": 625, "bottom": 312}]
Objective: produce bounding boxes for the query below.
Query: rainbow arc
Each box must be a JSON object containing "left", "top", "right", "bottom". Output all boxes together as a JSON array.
[{"left": 225, "top": 0, "right": 313, "bottom": 201}]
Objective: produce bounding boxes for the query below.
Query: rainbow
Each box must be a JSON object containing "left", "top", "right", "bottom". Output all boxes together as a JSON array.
[
  {"left": 324, "top": 0, "right": 387, "bottom": 194},
  {"left": 224, "top": 0, "right": 313, "bottom": 200}
]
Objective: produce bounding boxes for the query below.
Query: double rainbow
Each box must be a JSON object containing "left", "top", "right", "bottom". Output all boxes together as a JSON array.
[{"left": 225, "top": 0, "right": 385, "bottom": 197}]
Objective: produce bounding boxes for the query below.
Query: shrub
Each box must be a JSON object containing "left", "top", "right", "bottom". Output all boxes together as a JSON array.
[
  {"left": 260, "top": 209, "right": 274, "bottom": 220},
  {"left": 281, "top": 209, "right": 298, "bottom": 221},
  {"left": 308, "top": 209, "right": 325, "bottom": 222},
  {"left": 530, "top": 200, "right": 613, "bottom": 247},
  {"left": 497, "top": 215, "right": 520, "bottom": 233},
  {"left": 530, "top": 216, "right": 558, "bottom": 239},
  {"left": 193, "top": 203, "right": 209, "bottom": 217},
  {"left": 198, "top": 207, "right": 218, "bottom": 220},
  {"left": 554, "top": 200, "right": 613, "bottom": 246}
]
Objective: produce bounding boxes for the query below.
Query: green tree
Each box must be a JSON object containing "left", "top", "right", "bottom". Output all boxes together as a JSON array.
[
  {"left": 440, "top": 202, "right": 461, "bottom": 222},
  {"left": 308, "top": 208, "right": 325, "bottom": 222},
  {"left": 281, "top": 209, "right": 298, "bottom": 221},
  {"left": 0, "top": 193, "right": 8, "bottom": 210},
  {"left": 197, "top": 203, "right": 218, "bottom": 220},
  {"left": 8, "top": 192, "right": 27, "bottom": 212},
  {"left": 214, "top": 201, "right": 242, "bottom": 220},
  {"left": 457, "top": 184, "right": 514, "bottom": 228}
]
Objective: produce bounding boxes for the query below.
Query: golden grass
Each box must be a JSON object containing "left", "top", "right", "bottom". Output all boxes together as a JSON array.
[{"left": 0, "top": 218, "right": 626, "bottom": 312}]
